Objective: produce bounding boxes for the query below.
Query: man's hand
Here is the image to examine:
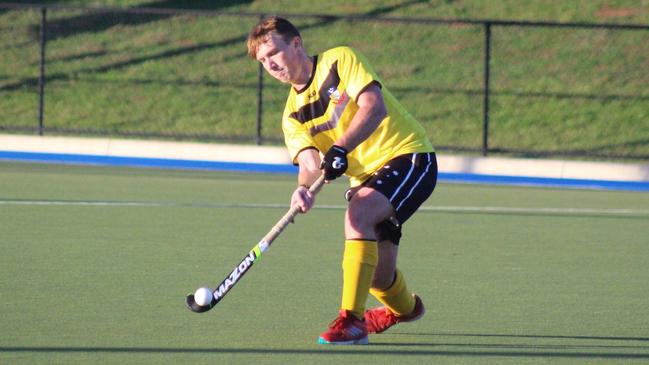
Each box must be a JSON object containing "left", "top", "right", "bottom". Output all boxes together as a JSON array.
[
  {"left": 291, "top": 185, "right": 315, "bottom": 213},
  {"left": 321, "top": 145, "right": 348, "bottom": 181}
]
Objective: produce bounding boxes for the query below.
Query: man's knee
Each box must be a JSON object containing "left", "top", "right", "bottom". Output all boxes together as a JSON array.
[{"left": 346, "top": 188, "right": 393, "bottom": 231}]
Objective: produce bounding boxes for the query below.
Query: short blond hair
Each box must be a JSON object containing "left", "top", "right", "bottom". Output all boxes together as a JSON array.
[{"left": 247, "top": 16, "right": 301, "bottom": 59}]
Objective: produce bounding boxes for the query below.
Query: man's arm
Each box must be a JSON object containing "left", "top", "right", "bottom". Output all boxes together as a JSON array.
[
  {"left": 291, "top": 148, "right": 321, "bottom": 213},
  {"left": 296, "top": 148, "right": 322, "bottom": 187},
  {"left": 334, "top": 82, "right": 387, "bottom": 151},
  {"left": 320, "top": 82, "right": 387, "bottom": 181}
]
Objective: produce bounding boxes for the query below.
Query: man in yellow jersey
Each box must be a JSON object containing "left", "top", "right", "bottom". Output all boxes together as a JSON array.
[{"left": 247, "top": 16, "right": 437, "bottom": 345}]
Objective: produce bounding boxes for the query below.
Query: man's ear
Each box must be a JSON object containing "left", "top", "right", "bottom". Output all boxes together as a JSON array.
[{"left": 291, "top": 36, "right": 302, "bottom": 50}]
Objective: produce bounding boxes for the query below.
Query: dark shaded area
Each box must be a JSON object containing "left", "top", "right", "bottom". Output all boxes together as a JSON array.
[
  {"left": 1, "top": 335, "right": 649, "bottom": 359},
  {"left": 22, "top": 0, "right": 253, "bottom": 42}
]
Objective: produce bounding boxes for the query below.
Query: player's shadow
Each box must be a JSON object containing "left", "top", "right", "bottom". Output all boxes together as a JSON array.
[
  {"left": 1, "top": 334, "right": 649, "bottom": 359},
  {"left": 367, "top": 332, "right": 649, "bottom": 359}
]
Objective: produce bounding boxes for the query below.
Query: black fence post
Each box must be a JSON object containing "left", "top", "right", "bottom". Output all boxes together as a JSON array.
[
  {"left": 255, "top": 15, "right": 264, "bottom": 145},
  {"left": 482, "top": 22, "right": 491, "bottom": 157},
  {"left": 38, "top": 7, "right": 47, "bottom": 136}
]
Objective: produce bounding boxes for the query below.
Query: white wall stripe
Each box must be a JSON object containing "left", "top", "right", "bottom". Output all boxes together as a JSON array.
[{"left": 2, "top": 134, "right": 648, "bottom": 184}]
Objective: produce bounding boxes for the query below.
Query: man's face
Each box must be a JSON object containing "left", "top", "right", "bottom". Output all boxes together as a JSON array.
[{"left": 255, "top": 32, "right": 301, "bottom": 84}]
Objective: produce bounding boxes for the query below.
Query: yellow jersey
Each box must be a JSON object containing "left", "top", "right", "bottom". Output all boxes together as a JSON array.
[{"left": 282, "top": 46, "right": 434, "bottom": 186}]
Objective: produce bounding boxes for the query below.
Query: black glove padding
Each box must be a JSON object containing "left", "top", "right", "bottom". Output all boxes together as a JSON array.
[{"left": 321, "top": 145, "right": 348, "bottom": 181}]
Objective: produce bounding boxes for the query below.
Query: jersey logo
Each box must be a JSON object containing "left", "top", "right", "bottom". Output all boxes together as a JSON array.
[{"left": 327, "top": 87, "right": 347, "bottom": 104}]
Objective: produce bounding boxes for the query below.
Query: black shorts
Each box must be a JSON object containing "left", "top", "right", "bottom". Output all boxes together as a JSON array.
[{"left": 346, "top": 152, "right": 438, "bottom": 244}]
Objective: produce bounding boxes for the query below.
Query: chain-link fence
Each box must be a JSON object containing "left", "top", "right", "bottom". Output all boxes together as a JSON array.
[{"left": 1, "top": 4, "right": 648, "bottom": 160}]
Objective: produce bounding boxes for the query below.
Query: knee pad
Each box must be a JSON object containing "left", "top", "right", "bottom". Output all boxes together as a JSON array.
[{"left": 375, "top": 220, "right": 402, "bottom": 245}]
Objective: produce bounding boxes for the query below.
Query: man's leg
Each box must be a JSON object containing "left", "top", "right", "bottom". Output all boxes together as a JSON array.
[
  {"left": 340, "top": 187, "right": 393, "bottom": 318},
  {"left": 319, "top": 187, "right": 391, "bottom": 345},
  {"left": 363, "top": 152, "right": 438, "bottom": 333},
  {"left": 372, "top": 240, "right": 416, "bottom": 315},
  {"left": 321, "top": 153, "right": 437, "bottom": 342}
]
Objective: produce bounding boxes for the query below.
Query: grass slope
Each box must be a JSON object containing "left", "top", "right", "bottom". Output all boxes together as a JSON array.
[{"left": 0, "top": 0, "right": 648, "bottom": 158}]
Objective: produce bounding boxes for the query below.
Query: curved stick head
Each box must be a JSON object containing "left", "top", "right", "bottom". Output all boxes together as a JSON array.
[{"left": 185, "top": 294, "right": 216, "bottom": 313}]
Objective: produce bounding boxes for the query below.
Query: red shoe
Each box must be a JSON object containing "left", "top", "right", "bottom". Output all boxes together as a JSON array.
[
  {"left": 364, "top": 294, "right": 425, "bottom": 334},
  {"left": 318, "top": 310, "right": 369, "bottom": 345}
]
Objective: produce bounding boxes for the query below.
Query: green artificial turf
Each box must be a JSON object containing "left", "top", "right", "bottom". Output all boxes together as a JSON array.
[{"left": 1, "top": 161, "right": 648, "bottom": 364}]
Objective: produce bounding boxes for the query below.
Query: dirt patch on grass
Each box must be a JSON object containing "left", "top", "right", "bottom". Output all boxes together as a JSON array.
[{"left": 596, "top": 6, "right": 642, "bottom": 19}]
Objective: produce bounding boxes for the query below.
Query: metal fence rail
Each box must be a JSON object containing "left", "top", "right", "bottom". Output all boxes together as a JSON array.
[{"left": 1, "top": 3, "right": 648, "bottom": 160}]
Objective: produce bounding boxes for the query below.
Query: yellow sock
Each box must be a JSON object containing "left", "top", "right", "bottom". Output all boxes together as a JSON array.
[
  {"left": 369, "top": 269, "right": 415, "bottom": 316},
  {"left": 341, "top": 239, "right": 378, "bottom": 320}
]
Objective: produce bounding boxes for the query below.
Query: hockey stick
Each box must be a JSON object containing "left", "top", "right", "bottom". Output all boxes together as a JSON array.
[{"left": 186, "top": 175, "right": 326, "bottom": 313}]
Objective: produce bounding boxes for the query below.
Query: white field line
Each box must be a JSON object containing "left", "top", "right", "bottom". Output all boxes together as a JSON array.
[{"left": 1, "top": 199, "right": 648, "bottom": 216}]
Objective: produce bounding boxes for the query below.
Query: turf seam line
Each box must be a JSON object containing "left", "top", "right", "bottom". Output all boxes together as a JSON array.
[{"left": 1, "top": 199, "right": 648, "bottom": 216}]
